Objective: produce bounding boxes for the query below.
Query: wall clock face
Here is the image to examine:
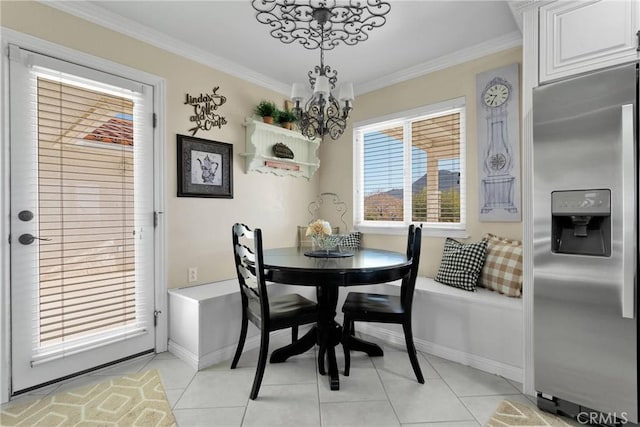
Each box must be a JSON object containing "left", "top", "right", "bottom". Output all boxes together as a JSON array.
[{"left": 483, "top": 83, "right": 510, "bottom": 107}]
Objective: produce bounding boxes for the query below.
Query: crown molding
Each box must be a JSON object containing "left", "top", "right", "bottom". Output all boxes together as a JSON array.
[
  {"left": 508, "top": 0, "right": 544, "bottom": 13},
  {"left": 355, "top": 31, "right": 523, "bottom": 96},
  {"left": 508, "top": 0, "right": 550, "bottom": 31},
  {"left": 39, "top": 1, "right": 523, "bottom": 98},
  {"left": 39, "top": 0, "right": 291, "bottom": 95}
]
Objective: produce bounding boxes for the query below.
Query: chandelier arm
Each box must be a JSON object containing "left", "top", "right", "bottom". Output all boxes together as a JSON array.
[
  {"left": 296, "top": 91, "right": 351, "bottom": 141},
  {"left": 326, "top": 68, "right": 337, "bottom": 90},
  {"left": 324, "top": 97, "right": 347, "bottom": 140}
]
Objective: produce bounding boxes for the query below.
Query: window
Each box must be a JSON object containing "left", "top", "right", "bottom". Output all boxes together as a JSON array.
[{"left": 354, "top": 97, "right": 466, "bottom": 235}]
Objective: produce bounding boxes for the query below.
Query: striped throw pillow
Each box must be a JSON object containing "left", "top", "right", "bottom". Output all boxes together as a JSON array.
[
  {"left": 478, "top": 233, "right": 523, "bottom": 297},
  {"left": 435, "top": 238, "right": 487, "bottom": 292}
]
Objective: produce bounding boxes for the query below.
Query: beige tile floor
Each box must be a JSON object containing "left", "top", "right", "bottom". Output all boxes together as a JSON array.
[{"left": 3, "top": 333, "right": 544, "bottom": 427}]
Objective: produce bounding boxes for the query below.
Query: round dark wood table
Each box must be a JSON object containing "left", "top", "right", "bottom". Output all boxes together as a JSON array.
[{"left": 262, "top": 247, "right": 411, "bottom": 391}]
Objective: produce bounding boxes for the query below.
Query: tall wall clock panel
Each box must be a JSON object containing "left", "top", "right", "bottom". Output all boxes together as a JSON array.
[{"left": 476, "top": 63, "right": 521, "bottom": 222}]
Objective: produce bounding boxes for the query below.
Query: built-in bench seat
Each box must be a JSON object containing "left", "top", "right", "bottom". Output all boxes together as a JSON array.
[
  {"left": 167, "top": 280, "right": 314, "bottom": 370},
  {"left": 168, "top": 277, "right": 523, "bottom": 383},
  {"left": 352, "top": 277, "right": 523, "bottom": 382},
  {"left": 414, "top": 276, "right": 522, "bottom": 310}
]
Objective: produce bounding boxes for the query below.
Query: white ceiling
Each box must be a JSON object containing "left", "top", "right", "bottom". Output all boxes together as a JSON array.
[{"left": 51, "top": 1, "right": 521, "bottom": 95}]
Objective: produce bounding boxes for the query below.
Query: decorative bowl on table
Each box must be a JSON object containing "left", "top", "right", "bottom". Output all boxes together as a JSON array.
[
  {"left": 306, "top": 235, "right": 353, "bottom": 258},
  {"left": 312, "top": 234, "right": 343, "bottom": 251},
  {"left": 304, "top": 220, "right": 354, "bottom": 258},
  {"left": 304, "top": 234, "right": 354, "bottom": 258}
]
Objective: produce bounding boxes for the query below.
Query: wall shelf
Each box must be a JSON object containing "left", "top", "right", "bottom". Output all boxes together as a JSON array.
[{"left": 242, "top": 118, "right": 320, "bottom": 179}]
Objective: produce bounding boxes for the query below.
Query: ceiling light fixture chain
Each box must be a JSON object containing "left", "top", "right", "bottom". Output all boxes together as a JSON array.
[
  {"left": 252, "top": 0, "right": 391, "bottom": 140},
  {"left": 308, "top": 29, "right": 337, "bottom": 90}
]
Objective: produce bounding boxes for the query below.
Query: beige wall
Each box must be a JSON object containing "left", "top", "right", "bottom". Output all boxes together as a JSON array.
[
  {"left": 1, "top": 1, "right": 320, "bottom": 288},
  {"left": 318, "top": 47, "right": 523, "bottom": 277},
  {"left": 3, "top": 2, "right": 522, "bottom": 282}
]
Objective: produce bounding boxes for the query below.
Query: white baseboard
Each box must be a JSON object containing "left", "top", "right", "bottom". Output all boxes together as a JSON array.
[
  {"left": 167, "top": 340, "right": 200, "bottom": 370},
  {"left": 168, "top": 313, "right": 523, "bottom": 385},
  {"left": 356, "top": 323, "right": 524, "bottom": 384},
  {"left": 168, "top": 329, "right": 291, "bottom": 371}
]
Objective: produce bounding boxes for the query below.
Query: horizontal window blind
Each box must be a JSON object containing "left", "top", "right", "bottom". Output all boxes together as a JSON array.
[
  {"left": 356, "top": 103, "right": 465, "bottom": 229},
  {"left": 363, "top": 125, "right": 404, "bottom": 221},
  {"left": 411, "top": 113, "right": 461, "bottom": 223},
  {"left": 37, "top": 76, "right": 137, "bottom": 347}
]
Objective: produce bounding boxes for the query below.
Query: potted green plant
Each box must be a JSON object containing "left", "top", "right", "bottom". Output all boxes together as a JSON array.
[
  {"left": 254, "top": 100, "right": 278, "bottom": 124},
  {"left": 276, "top": 109, "right": 298, "bottom": 130}
]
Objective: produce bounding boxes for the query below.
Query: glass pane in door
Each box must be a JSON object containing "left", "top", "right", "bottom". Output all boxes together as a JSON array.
[{"left": 37, "top": 78, "right": 139, "bottom": 349}]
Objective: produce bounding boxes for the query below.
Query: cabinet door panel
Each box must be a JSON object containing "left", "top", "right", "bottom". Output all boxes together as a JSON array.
[{"left": 540, "top": 0, "right": 639, "bottom": 82}]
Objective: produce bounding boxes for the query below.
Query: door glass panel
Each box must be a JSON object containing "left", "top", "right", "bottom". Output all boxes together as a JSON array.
[{"left": 37, "top": 77, "right": 138, "bottom": 348}]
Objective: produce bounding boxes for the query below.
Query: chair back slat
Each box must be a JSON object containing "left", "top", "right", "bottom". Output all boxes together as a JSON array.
[
  {"left": 232, "top": 223, "right": 270, "bottom": 323},
  {"left": 401, "top": 224, "right": 422, "bottom": 312},
  {"left": 405, "top": 224, "right": 415, "bottom": 259},
  {"left": 235, "top": 244, "right": 258, "bottom": 291}
]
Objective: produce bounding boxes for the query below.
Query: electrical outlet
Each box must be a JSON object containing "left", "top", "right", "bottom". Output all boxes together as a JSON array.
[{"left": 188, "top": 267, "right": 198, "bottom": 283}]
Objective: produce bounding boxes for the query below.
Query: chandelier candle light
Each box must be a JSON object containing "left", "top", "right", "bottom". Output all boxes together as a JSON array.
[{"left": 252, "top": 0, "right": 391, "bottom": 140}]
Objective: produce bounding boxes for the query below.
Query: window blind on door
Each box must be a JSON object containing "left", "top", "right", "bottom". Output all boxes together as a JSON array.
[{"left": 31, "top": 68, "right": 151, "bottom": 355}]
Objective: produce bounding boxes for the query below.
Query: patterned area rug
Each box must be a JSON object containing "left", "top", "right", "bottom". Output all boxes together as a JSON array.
[
  {"left": 1, "top": 369, "right": 176, "bottom": 427},
  {"left": 487, "top": 399, "right": 579, "bottom": 427}
]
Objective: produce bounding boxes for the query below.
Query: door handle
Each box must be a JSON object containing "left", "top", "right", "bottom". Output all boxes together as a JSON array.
[
  {"left": 621, "top": 104, "right": 636, "bottom": 319},
  {"left": 18, "top": 234, "right": 52, "bottom": 245}
]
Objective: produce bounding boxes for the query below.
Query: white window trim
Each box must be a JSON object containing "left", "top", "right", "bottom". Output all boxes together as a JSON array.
[
  {"left": 353, "top": 97, "right": 467, "bottom": 236},
  {"left": 1, "top": 28, "right": 167, "bottom": 403},
  {"left": 355, "top": 223, "right": 469, "bottom": 238}
]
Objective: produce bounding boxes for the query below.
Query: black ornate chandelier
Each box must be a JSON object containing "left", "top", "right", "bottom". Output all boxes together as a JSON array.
[{"left": 251, "top": 0, "right": 391, "bottom": 140}]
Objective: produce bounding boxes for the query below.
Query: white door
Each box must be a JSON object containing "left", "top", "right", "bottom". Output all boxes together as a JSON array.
[{"left": 9, "top": 45, "right": 156, "bottom": 392}]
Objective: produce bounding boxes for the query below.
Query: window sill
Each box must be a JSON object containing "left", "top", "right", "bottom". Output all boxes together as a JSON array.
[{"left": 354, "top": 224, "right": 468, "bottom": 238}]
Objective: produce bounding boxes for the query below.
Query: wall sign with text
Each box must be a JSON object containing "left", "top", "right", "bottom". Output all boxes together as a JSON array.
[{"left": 184, "top": 86, "right": 228, "bottom": 136}]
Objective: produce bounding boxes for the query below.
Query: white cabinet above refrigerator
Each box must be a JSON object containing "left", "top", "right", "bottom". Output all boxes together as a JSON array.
[{"left": 539, "top": 0, "right": 640, "bottom": 83}]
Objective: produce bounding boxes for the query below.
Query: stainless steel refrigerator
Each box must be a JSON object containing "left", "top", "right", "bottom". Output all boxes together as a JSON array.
[{"left": 533, "top": 63, "right": 638, "bottom": 424}]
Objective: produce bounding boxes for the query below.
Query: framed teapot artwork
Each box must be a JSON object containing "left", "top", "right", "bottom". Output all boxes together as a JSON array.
[{"left": 177, "top": 134, "right": 233, "bottom": 198}]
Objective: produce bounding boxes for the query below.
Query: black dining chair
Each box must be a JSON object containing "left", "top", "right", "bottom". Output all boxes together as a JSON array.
[
  {"left": 341, "top": 224, "right": 424, "bottom": 383},
  {"left": 230, "top": 223, "right": 318, "bottom": 400}
]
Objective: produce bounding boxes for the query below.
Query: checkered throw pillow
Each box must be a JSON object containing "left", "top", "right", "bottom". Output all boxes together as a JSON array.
[
  {"left": 340, "top": 231, "right": 361, "bottom": 248},
  {"left": 478, "top": 233, "right": 523, "bottom": 297},
  {"left": 435, "top": 238, "right": 487, "bottom": 292}
]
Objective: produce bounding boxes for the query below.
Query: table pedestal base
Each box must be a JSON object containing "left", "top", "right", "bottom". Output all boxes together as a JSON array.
[{"left": 270, "top": 285, "right": 383, "bottom": 390}]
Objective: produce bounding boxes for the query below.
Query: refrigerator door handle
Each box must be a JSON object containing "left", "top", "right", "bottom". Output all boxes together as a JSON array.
[{"left": 621, "top": 104, "right": 636, "bottom": 319}]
